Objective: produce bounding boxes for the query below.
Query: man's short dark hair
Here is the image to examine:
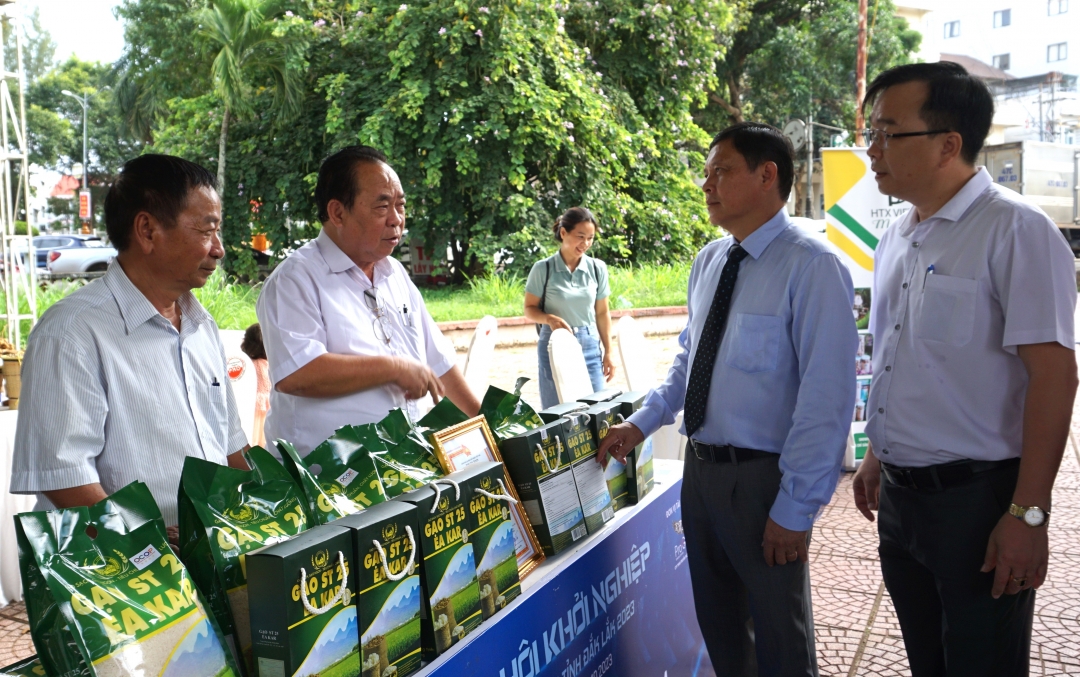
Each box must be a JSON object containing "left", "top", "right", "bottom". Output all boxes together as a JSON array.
[
  {"left": 710, "top": 122, "right": 795, "bottom": 201},
  {"left": 863, "top": 61, "right": 994, "bottom": 165},
  {"left": 104, "top": 154, "right": 216, "bottom": 252},
  {"left": 315, "top": 145, "right": 390, "bottom": 222}
]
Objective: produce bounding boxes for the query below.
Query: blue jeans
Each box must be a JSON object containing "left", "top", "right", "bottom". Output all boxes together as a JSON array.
[{"left": 537, "top": 324, "right": 606, "bottom": 409}]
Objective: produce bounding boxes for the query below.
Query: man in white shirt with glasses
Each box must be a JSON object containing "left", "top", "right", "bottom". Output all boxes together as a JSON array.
[{"left": 257, "top": 145, "right": 480, "bottom": 454}]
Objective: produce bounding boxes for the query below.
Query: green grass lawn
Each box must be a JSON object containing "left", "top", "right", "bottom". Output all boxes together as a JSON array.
[{"left": 0, "top": 261, "right": 691, "bottom": 342}]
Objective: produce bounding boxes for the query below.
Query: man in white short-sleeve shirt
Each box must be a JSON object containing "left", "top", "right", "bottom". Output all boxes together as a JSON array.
[
  {"left": 852, "top": 62, "right": 1077, "bottom": 675},
  {"left": 9, "top": 154, "right": 250, "bottom": 529},
  {"left": 257, "top": 146, "right": 480, "bottom": 454}
]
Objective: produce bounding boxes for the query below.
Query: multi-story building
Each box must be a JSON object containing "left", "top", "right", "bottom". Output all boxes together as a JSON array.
[{"left": 896, "top": 1, "right": 1080, "bottom": 144}]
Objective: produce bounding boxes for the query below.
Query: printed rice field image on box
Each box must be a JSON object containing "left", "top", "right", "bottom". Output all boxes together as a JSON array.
[
  {"left": 540, "top": 410, "right": 613, "bottom": 535},
  {"left": 586, "top": 401, "right": 630, "bottom": 511},
  {"left": 247, "top": 525, "right": 359, "bottom": 677},
  {"left": 335, "top": 502, "right": 423, "bottom": 677},
  {"left": 392, "top": 480, "right": 482, "bottom": 660},
  {"left": 448, "top": 462, "right": 522, "bottom": 620},
  {"left": 613, "top": 391, "right": 655, "bottom": 502},
  {"left": 500, "top": 421, "right": 587, "bottom": 556}
]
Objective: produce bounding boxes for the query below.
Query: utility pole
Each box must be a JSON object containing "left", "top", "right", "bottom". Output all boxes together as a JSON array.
[{"left": 854, "top": 0, "right": 869, "bottom": 143}]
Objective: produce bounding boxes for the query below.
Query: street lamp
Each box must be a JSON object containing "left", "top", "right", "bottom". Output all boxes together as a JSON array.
[
  {"left": 61, "top": 89, "right": 92, "bottom": 231},
  {"left": 60, "top": 89, "right": 89, "bottom": 190}
]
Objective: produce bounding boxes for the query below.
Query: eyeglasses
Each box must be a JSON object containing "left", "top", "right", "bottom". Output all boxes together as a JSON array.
[
  {"left": 858, "top": 128, "right": 951, "bottom": 148},
  {"left": 363, "top": 287, "right": 393, "bottom": 345}
]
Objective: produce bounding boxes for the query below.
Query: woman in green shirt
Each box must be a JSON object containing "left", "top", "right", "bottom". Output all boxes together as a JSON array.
[{"left": 524, "top": 207, "right": 616, "bottom": 407}]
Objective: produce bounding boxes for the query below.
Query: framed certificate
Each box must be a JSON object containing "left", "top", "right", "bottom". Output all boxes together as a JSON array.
[{"left": 430, "top": 416, "right": 546, "bottom": 578}]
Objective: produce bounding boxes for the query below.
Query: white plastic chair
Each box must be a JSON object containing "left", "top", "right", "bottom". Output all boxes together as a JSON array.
[
  {"left": 548, "top": 328, "right": 595, "bottom": 403},
  {"left": 463, "top": 315, "right": 499, "bottom": 398},
  {"left": 616, "top": 315, "right": 657, "bottom": 392},
  {"left": 615, "top": 315, "right": 686, "bottom": 461},
  {"left": 218, "top": 329, "right": 258, "bottom": 446}
]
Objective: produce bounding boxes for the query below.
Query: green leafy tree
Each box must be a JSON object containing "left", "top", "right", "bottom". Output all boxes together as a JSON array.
[{"left": 196, "top": 0, "right": 303, "bottom": 190}]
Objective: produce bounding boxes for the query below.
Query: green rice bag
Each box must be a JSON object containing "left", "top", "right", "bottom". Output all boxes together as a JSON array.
[
  {"left": 416, "top": 397, "right": 470, "bottom": 434},
  {"left": 177, "top": 446, "right": 312, "bottom": 675},
  {"left": 16, "top": 482, "right": 240, "bottom": 677},
  {"left": 277, "top": 428, "right": 387, "bottom": 525},
  {"left": 16, "top": 482, "right": 166, "bottom": 677},
  {"left": 366, "top": 409, "right": 445, "bottom": 497},
  {"left": 480, "top": 379, "right": 544, "bottom": 443},
  {"left": 0, "top": 656, "right": 44, "bottom": 676}
]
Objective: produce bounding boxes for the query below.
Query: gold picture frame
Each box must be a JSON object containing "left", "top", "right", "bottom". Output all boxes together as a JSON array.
[{"left": 430, "top": 415, "right": 546, "bottom": 578}]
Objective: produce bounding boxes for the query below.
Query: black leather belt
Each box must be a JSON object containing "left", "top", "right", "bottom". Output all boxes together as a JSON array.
[
  {"left": 881, "top": 457, "right": 1020, "bottom": 491},
  {"left": 688, "top": 440, "right": 775, "bottom": 464}
]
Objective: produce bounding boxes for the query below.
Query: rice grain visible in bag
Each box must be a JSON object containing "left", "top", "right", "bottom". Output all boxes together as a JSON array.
[
  {"left": 17, "top": 483, "right": 240, "bottom": 677},
  {"left": 177, "top": 446, "right": 312, "bottom": 674}
]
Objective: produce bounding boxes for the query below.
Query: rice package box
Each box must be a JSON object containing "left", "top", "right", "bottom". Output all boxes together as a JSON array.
[
  {"left": 499, "top": 421, "right": 587, "bottom": 555},
  {"left": 277, "top": 429, "right": 387, "bottom": 525},
  {"left": 576, "top": 388, "right": 624, "bottom": 405},
  {"left": 334, "top": 502, "right": 422, "bottom": 677},
  {"left": 548, "top": 411, "right": 614, "bottom": 535},
  {"left": 178, "top": 447, "right": 313, "bottom": 674},
  {"left": 613, "top": 391, "right": 656, "bottom": 502},
  {"left": 391, "top": 480, "right": 481, "bottom": 660},
  {"left": 247, "top": 525, "right": 360, "bottom": 677},
  {"left": 586, "top": 401, "right": 630, "bottom": 511},
  {"left": 16, "top": 484, "right": 241, "bottom": 677},
  {"left": 0, "top": 657, "right": 42, "bottom": 676},
  {"left": 450, "top": 462, "right": 522, "bottom": 620}
]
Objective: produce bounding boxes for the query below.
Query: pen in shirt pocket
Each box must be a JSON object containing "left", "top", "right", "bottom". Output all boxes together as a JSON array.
[
  {"left": 211, "top": 377, "right": 220, "bottom": 387},
  {"left": 923, "top": 264, "right": 935, "bottom": 286}
]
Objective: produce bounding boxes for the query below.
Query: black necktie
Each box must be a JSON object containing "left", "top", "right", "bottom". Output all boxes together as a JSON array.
[{"left": 684, "top": 244, "right": 749, "bottom": 439}]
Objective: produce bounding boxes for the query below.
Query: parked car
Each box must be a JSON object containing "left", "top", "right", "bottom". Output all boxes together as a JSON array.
[
  {"left": 30, "top": 234, "right": 102, "bottom": 269},
  {"left": 46, "top": 240, "right": 117, "bottom": 275}
]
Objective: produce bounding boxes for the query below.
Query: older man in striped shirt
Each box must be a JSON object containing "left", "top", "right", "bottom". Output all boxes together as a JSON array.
[{"left": 10, "top": 154, "right": 249, "bottom": 530}]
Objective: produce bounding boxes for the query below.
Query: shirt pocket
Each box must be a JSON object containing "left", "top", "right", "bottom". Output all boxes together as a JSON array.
[
  {"left": 917, "top": 274, "right": 978, "bottom": 347},
  {"left": 724, "top": 313, "right": 783, "bottom": 374}
]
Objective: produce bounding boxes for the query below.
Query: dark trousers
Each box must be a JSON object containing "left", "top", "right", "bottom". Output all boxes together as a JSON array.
[
  {"left": 682, "top": 451, "right": 818, "bottom": 677},
  {"left": 878, "top": 462, "right": 1034, "bottom": 677}
]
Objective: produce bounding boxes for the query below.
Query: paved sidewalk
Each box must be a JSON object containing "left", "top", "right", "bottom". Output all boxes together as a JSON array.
[{"left": 2, "top": 338, "right": 1079, "bottom": 675}]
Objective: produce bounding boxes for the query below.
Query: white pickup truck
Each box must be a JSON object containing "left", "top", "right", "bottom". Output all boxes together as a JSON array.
[{"left": 46, "top": 240, "right": 118, "bottom": 275}]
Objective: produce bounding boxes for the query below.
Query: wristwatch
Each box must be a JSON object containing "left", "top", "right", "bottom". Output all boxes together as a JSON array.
[{"left": 1008, "top": 503, "right": 1050, "bottom": 527}]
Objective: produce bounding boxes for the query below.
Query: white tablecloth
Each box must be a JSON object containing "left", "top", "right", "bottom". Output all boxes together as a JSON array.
[{"left": 0, "top": 408, "right": 34, "bottom": 605}]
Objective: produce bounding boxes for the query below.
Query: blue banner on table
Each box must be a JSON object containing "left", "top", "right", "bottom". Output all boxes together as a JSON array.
[{"left": 424, "top": 473, "right": 714, "bottom": 677}]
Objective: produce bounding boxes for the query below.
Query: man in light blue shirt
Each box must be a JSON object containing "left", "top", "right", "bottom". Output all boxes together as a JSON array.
[{"left": 600, "top": 123, "right": 857, "bottom": 676}]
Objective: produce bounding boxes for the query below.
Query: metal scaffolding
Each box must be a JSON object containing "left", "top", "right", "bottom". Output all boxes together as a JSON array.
[{"left": 0, "top": 0, "right": 34, "bottom": 348}]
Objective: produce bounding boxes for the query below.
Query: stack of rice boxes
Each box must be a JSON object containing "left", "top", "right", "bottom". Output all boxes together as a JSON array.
[
  {"left": 246, "top": 462, "right": 521, "bottom": 676},
  {"left": 390, "top": 461, "right": 521, "bottom": 661}
]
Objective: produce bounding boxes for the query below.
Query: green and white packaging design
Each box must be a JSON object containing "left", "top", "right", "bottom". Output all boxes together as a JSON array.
[
  {"left": 450, "top": 462, "right": 522, "bottom": 620},
  {"left": 499, "top": 421, "right": 586, "bottom": 555},
  {"left": 391, "top": 480, "right": 482, "bottom": 660},
  {"left": 613, "top": 391, "right": 655, "bottom": 502},
  {"left": 0, "top": 656, "right": 43, "bottom": 676},
  {"left": 247, "top": 525, "right": 359, "bottom": 677},
  {"left": 278, "top": 430, "right": 387, "bottom": 525},
  {"left": 17, "top": 483, "right": 240, "bottom": 677},
  {"left": 334, "top": 502, "right": 422, "bottom": 677},
  {"left": 586, "top": 401, "right": 630, "bottom": 511},
  {"left": 552, "top": 412, "right": 614, "bottom": 534},
  {"left": 178, "top": 447, "right": 313, "bottom": 674}
]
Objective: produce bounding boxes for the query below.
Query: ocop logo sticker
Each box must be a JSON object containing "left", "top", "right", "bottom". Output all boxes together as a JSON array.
[
  {"left": 336, "top": 468, "right": 359, "bottom": 488},
  {"left": 130, "top": 544, "right": 162, "bottom": 571}
]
